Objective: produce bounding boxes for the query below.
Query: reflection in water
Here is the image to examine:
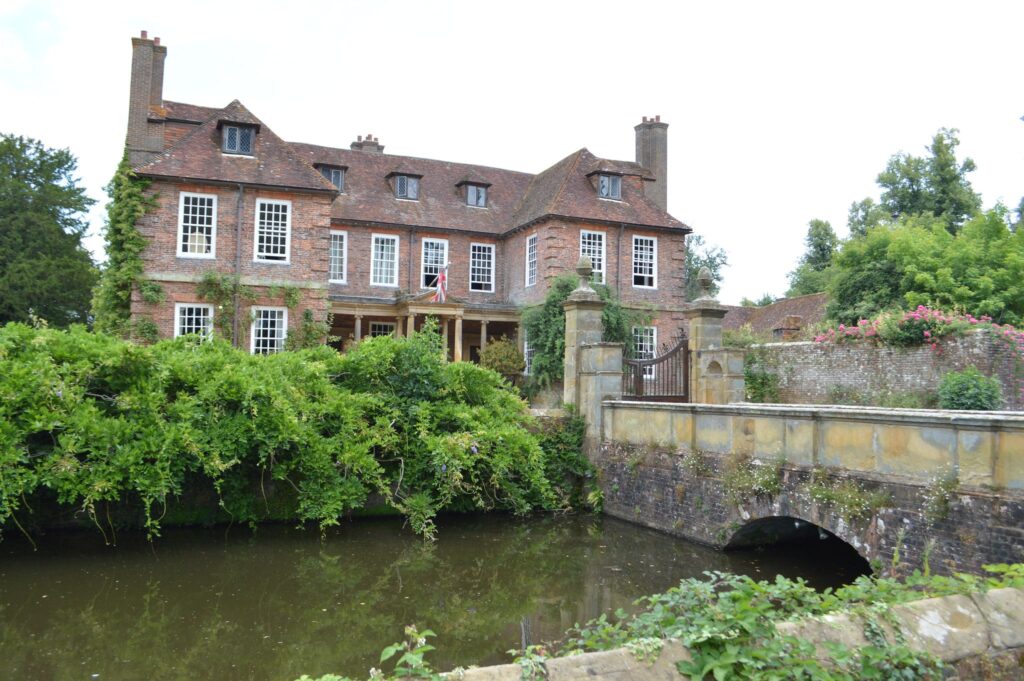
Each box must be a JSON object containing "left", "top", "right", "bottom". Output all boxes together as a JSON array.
[{"left": 0, "top": 514, "right": 866, "bottom": 680}]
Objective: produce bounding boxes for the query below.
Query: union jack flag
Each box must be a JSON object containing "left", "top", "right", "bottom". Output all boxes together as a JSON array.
[{"left": 431, "top": 264, "right": 448, "bottom": 303}]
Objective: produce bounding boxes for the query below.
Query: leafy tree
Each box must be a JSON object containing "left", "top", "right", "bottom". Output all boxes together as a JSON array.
[
  {"left": 847, "top": 197, "right": 888, "bottom": 238},
  {"left": 786, "top": 219, "right": 838, "bottom": 297},
  {"left": 91, "top": 151, "right": 153, "bottom": 336},
  {"left": 826, "top": 210, "right": 1024, "bottom": 325},
  {"left": 877, "top": 128, "right": 982, "bottom": 233},
  {"left": 0, "top": 134, "right": 97, "bottom": 326},
  {"left": 683, "top": 234, "right": 728, "bottom": 301}
]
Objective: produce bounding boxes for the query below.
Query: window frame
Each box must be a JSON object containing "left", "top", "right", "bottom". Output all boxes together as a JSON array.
[
  {"left": 579, "top": 229, "right": 606, "bottom": 284},
  {"left": 420, "top": 237, "right": 449, "bottom": 290},
  {"left": 329, "top": 230, "right": 348, "bottom": 284},
  {"left": 253, "top": 198, "right": 291, "bottom": 264},
  {"left": 466, "top": 184, "right": 487, "bottom": 208},
  {"left": 222, "top": 125, "right": 255, "bottom": 155},
  {"left": 176, "top": 191, "right": 218, "bottom": 259},
  {"left": 250, "top": 306, "right": 289, "bottom": 354},
  {"left": 394, "top": 175, "right": 420, "bottom": 200},
  {"left": 598, "top": 174, "right": 622, "bottom": 200},
  {"left": 368, "top": 321, "right": 397, "bottom": 338},
  {"left": 370, "top": 234, "right": 400, "bottom": 287},
  {"left": 525, "top": 233, "right": 538, "bottom": 287},
  {"left": 632, "top": 325, "right": 657, "bottom": 379},
  {"left": 632, "top": 235, "right": 658, "bottom": 289},
  {"left": 173, "top": 303, "right": 214, "bottom": 339},
  {"left": 469, "top": 242, "right": 496, "bottom": 293},
  {"left": 320, "top": 166, "right": 346, "bottom": 191}
]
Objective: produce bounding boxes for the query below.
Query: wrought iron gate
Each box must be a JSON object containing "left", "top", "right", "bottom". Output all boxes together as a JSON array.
[{"left": 622, "top": 334, "right": 690, "bottom": 402}]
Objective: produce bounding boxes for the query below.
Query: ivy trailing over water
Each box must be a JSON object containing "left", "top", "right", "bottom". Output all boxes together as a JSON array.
[
  {"left": 91, "top": 150, "right": 155, "bottom": 337},
  {"left": 0, "top": 321, "right": 592, "bottom": 542}
]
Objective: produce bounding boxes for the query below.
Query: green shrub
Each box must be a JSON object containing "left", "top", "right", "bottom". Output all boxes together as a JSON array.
[
  {"left": 743, "top": 350, "right": 779, "bottom": 403},
  {"left": 478, "top": 336, "right": 524, "bottom": 379},
  {"left": 0, "top": 321, "right": 581, "bottom": 542},
  {"left": 937, "top": 366, "right": 1002, "bottom": 410}
]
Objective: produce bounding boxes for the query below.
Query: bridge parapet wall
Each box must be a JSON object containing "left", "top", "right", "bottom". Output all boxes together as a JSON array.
[{"left": 603, "top": 401, "right": 1024, "bottom": 489}]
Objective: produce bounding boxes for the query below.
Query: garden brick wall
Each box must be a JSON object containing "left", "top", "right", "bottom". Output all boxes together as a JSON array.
[{"left": 754, "top": 332, "right": 1021, "bottom": 411}]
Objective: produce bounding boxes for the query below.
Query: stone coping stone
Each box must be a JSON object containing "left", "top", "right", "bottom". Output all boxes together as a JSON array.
[{"left": 449, "top": 589, "right": 1024, "bottom": 680}]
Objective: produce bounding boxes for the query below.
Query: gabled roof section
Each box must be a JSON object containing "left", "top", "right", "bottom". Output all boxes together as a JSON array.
[
  {"left": 135, "top": 100, "right": 336, "bottom": 192},
  {"left": 159, "top": 100, "right": 220, "bottom": 123},
  {"left": 289, "top": 142, "right": 534, "bottom": 235},
  {"left": 722, "top": 293, "right": 829, "bottom": 334},
  {"left": 513, "top": 148, "right": 688, "bottom": 231}
]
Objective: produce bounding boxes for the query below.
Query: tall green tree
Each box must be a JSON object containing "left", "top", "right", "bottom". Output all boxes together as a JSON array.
[
  {"left": 877, "top": 128, "right": 982, "bottom": 233},
  {"left": 0, "top": 134, "right": 97, "bottom": 327},
  {"left": 683, "top": 234, "right": 728, "bottom": 301},
  {"left": 786, "top": 219, "right": 838, "bottom": 297},
  {"left": 847, "top": 197, "right": 888, "bottom": 238}
]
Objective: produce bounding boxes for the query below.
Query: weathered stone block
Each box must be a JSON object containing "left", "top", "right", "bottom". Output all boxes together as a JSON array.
[
  {"left": 970, "top": 587, "right": 1024, "bottom": 650},
  {"left": 890, "top": 594, "right": 989, "bottom": 662}
]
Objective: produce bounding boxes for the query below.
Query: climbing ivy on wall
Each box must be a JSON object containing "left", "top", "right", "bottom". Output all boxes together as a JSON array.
[{"left": 91, "top": 150, "right": 155, "bottom": 337}]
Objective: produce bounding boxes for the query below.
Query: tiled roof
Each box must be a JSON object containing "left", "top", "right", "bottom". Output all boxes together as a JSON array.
[
  {"left": 146, "top": 99, "right": 689, "bottom": 234},
  {"left": 135, "top": 100, "right": 336, "bottom": 193},
  {"left": 513, "top": 148, "right": 686, "bottom": 231},
  {"left": 289, "top": 142, "right": 534, "bottom": 235},
  {"left": 722, "top": 292, "right": 829, "bottom": 334},
  {"left": 160, "top": 100, "right": 219, "bottom": 123}
]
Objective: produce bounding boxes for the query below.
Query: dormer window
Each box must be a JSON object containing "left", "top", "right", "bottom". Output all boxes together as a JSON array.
[
  {"left": 395, "top": 174, "right": 419, "bottom": 200},
  {"left": 598, "top": 174, "right": 621, "bottom": 200},
  {"left": 467, "top": 185, "right": 487, "bottom": 207},
  {"left": 223, "top": 125, "right": 254, "bottom": 155},
  {"left": 318, "top": 165, "right": 346, "bottom": 191}
]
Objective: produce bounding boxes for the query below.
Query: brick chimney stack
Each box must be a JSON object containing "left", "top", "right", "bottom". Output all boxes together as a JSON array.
[
  {"left": 127, "top": 30, "right": 167, "bottom": 168},
  {"left": 350, "top": 134, "right": 385, "bottom": 153},
  {"left": 635, "top": 115, "right": 669, "bottom": 212}
]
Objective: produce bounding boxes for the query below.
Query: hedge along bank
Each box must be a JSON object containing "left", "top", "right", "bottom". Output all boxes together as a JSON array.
[{"left": 0, "top": 320, "right": 596, "bottom": 542}]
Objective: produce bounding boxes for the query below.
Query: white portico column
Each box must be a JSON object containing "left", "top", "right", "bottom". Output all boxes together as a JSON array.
[
  {"left": 407, "top": 312, "right": 416, "bottom": 337},
  {"left": 395, "top": 316, "right": 404, "bottom": 337},
  {"left": 353, "top": 314, "right": 363, "bottom": 341},
  {"left": 454, "top": 316, "right": 464, "bottom": 362},
  {"left": 480, "top": 320, "right": 488, "bottom": 351},
  {"left": 441, "top": 316, "right": 449, "bottom": 355}
]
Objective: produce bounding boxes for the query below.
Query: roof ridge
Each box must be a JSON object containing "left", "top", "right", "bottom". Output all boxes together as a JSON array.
[
  {"left": 134, "top": 101, "right": 237, "bottom": 172},
  {"left": 544, "top": 149, "right": 586, "bottom": 217}
]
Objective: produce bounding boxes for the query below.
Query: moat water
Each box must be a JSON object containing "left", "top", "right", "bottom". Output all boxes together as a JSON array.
[{"left": 0, "top": 514, "right": 867, "bottom": 680}]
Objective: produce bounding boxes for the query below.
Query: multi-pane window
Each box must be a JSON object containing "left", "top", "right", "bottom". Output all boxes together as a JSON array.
[
  {"left": 177, "top": 192, "right": 217, "bottom": 258},
  {"left": 223, "top": 125, "right": 254, "bottom": 154},
  {"left": 633, "top": 326, "right": 657, "bottom": 379},
  {"left": 369, "top": 322, "right": 396, "bottom": 337},
  {"left": 175, "top": 303, "right": 213, "bottom": 339},
  {"left": 466, "top": 185, "right": 487, "bottom": 207},
  {"left": 395, "top": 175, "right": 419, "bottom": 200},
  {"left": 525, "top": 234, "right": 537, "bottom": 287},
  {"left": 320, "top": 166, "right": 345, "bottom": 191},
  {"left": 523, "top": 337, "right": 535, "bottom": 376},
  {"left": 469, "top": 243, "right": 495, "bottom": 292},
  {"left": 632, "top": 236, "right": 657, "bottom": 288},
  {"left": 254, "top": 199, "right": 290, "bottom": 262},
  {"left": 580, "top": 230, "right": 605, "bottom": 284},
  {"left": 329, "top": 231, "right": 347, "bottom": 283},
  {"left": 251, "top": 307, "right": 288, "bottom": 354},
  {"left": 421, "top": 238, "right": 448, "bottom": 288},
  {"left": 371, "top": 234, "right": 399, "bottom": 286},
  {"left": 598, "top": 174, "right": 621, "bottom": 200}
]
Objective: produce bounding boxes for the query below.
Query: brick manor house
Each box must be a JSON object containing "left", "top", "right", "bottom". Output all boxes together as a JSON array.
[{"left": 125, "top": 32, "right": 692, "bottom": 362}]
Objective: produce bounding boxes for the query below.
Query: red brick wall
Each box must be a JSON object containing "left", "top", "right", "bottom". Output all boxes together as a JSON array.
[{"left": 132, "top": 179, "right": 332, "bottom": 346}]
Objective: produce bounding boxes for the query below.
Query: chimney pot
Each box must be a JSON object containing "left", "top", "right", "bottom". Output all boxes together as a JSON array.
[
  {"left": 154, "top": 37, "right": 160, "bottom": 45},
  {"left": 655, "top": 115, "right": 660, "bottom": 122},
  {"left": 141, "top": 30, "right": 148, "bottom": 39}
]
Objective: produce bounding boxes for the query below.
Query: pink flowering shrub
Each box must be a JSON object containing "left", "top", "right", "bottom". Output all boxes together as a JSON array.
[{"left": 815, "top": 306, "right": 1024, "bottom": 403}]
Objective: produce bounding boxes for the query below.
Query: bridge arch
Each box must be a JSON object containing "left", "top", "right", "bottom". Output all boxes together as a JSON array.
[{"left": 724, "top": 515, "right": 872, "bottom": 576}]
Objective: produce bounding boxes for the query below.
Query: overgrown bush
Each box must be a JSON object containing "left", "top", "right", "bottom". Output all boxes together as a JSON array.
[
  {"left": 743, "top": 350, "right": 779, "bottom": 403},
  {"left": 0, "top": 321, "right": 587, "bottom": 542},
  {"left": 937, "top": 366, "right": 1002, "bottom": 411},
  {"left": 521, "top": 273, "right": 648, "bottom": 390},
  {"left": 478, "top": 335, "right": 524, "bottom": 381}
]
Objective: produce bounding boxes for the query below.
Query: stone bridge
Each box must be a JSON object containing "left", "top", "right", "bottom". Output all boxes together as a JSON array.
[
  {"left": 596, "top": 401, "right": 1024, "bottom": 574},
  {"left": 557, "top": 259, "right": 1024, "bottom": 575}
]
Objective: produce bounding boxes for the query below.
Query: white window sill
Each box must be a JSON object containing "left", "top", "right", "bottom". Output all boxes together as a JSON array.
[
  {"left": 177, "top": 253, "right": 216, "bottom": 260},
  {"left": 253, "top": 259, "right": 291, "bottom": 265}
]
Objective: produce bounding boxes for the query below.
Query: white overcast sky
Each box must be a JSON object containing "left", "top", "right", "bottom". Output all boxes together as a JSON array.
[{"left": 1, "top": 0, "right": 1021, "bottom": 304}]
